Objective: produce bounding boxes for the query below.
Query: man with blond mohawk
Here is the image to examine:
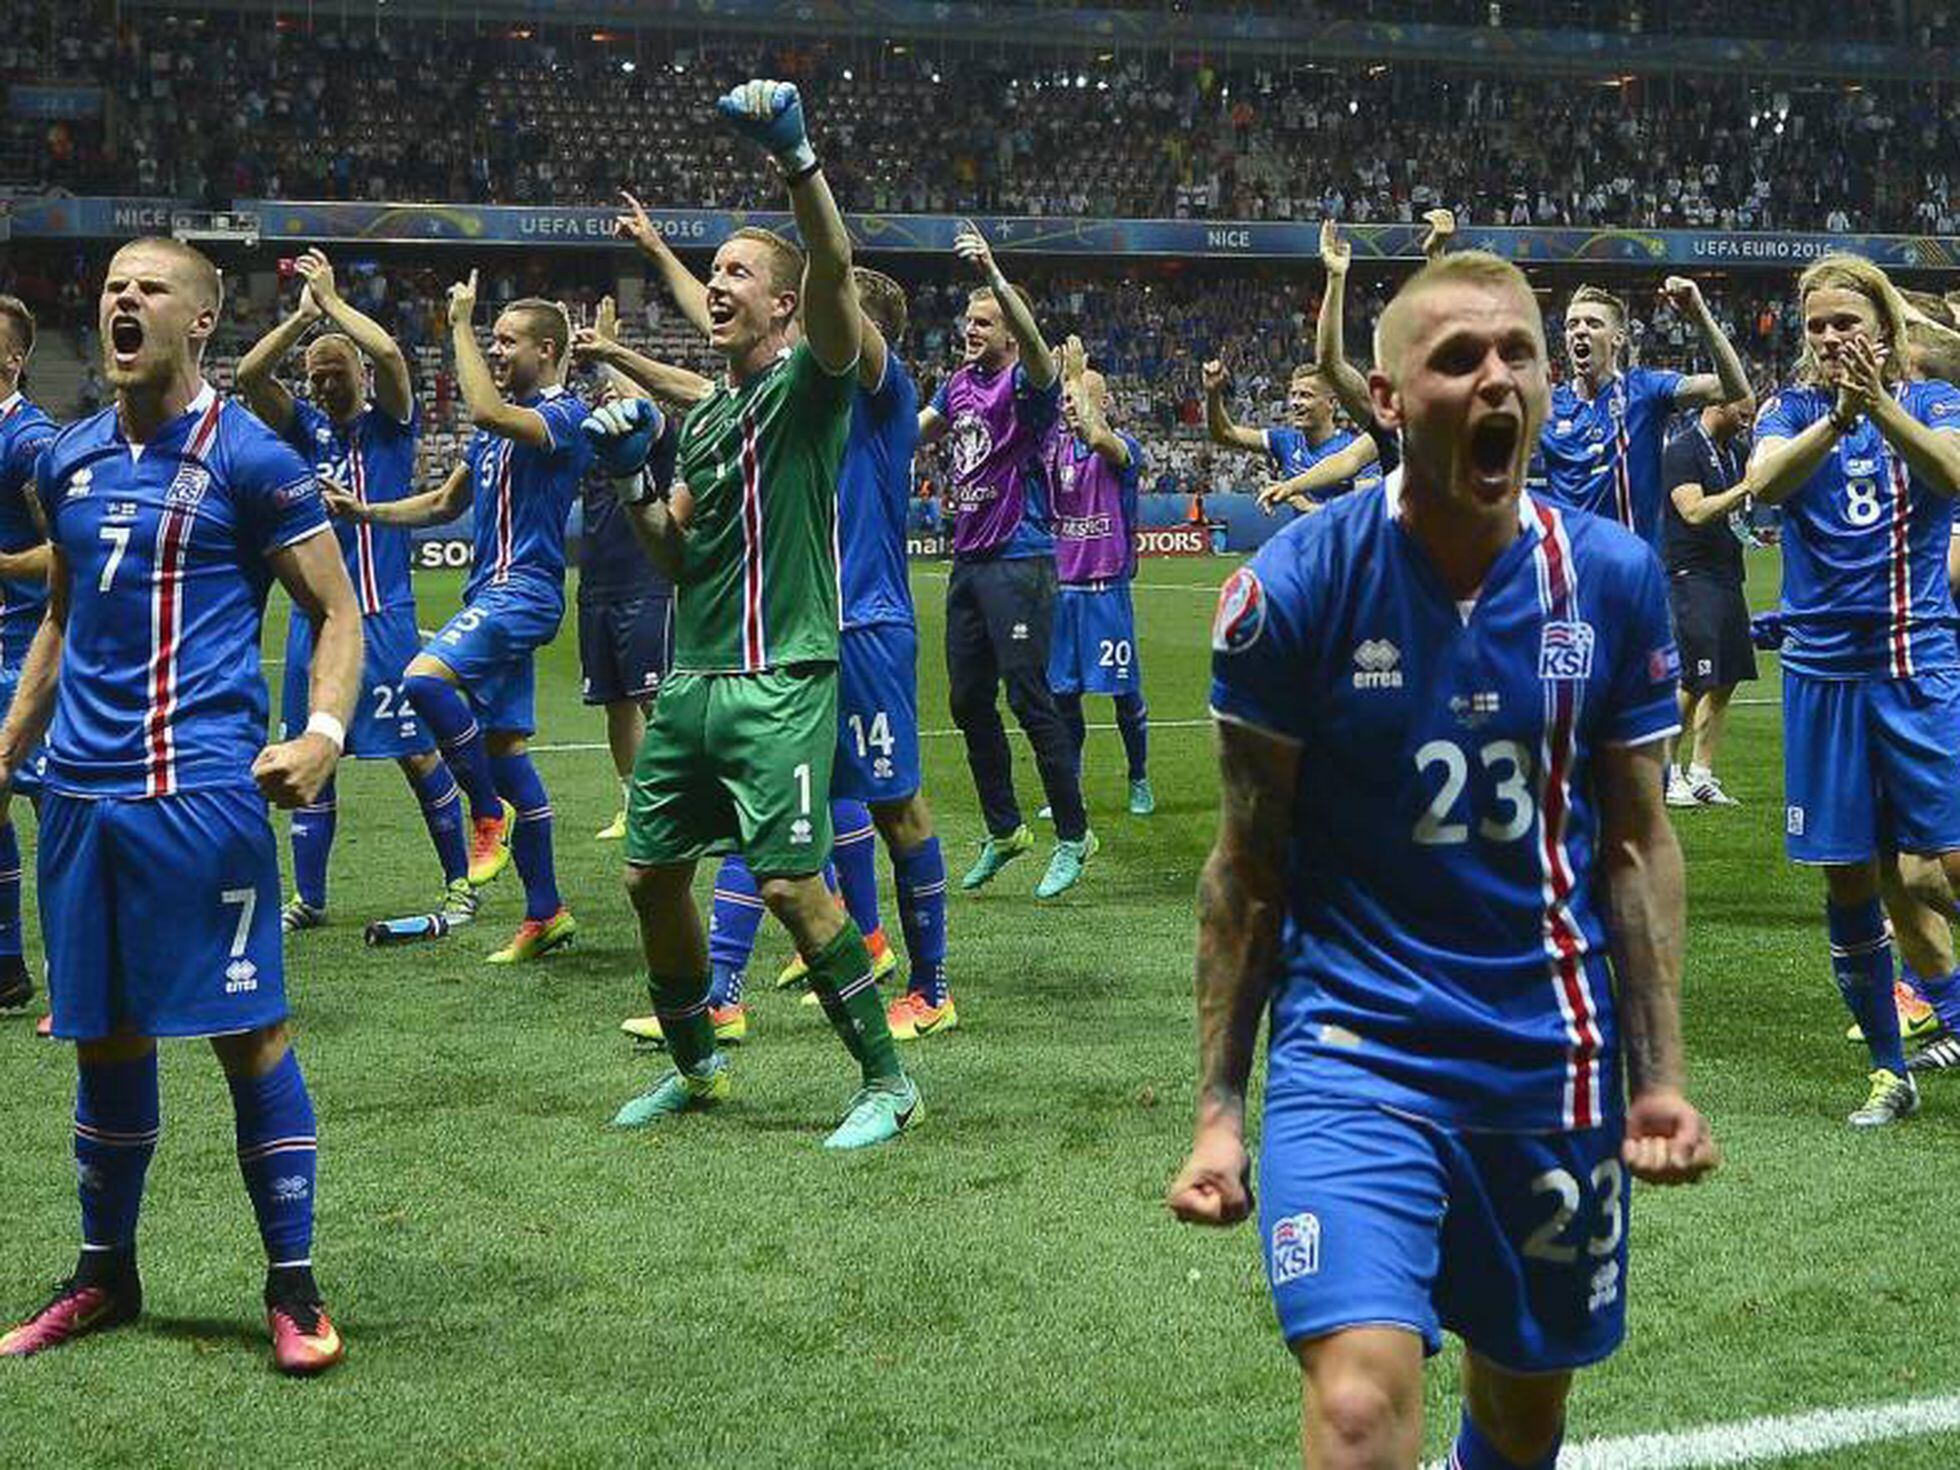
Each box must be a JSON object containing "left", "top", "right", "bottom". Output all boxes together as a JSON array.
[{"left": 1171, "top": 250, "right": 1717, "bottom": 1470}]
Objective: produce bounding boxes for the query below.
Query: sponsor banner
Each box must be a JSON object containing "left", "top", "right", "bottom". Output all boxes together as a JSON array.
[
  {"left": 8, "top": 85, "right": 106, "bottom": 120},
  {"left": 412, "top": 537, "right": 474, "bottom": 572},
  {"left": 1138, "top": 525, "right": 1212, "bottom": 557},
  {"left": 6, "top": 196, "right": 1959, "bottom": 270}
]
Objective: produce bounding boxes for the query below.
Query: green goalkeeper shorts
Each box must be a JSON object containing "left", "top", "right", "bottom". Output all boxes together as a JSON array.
[{"left": 625, "top": 664, "right": 838, "bottom": 877}]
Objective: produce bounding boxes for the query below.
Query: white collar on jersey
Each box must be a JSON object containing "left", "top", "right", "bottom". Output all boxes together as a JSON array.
[
  {"left": 0, "top": 391, "right": 20, "bottom": 417},
  {"left": 124, "top": 380, "right": 215, "bottom": 461},
  {"left": 1381, "top": 465, "right": 1539, "bottom": 532}
]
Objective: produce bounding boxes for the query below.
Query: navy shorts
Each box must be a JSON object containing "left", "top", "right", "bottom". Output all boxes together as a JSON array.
[
  {"left": 1259, "top": 1092, "right": 1629, "bottom": 1373},
  {"left": 40, "top": 787, "right": 287, "bottom": 1041},
  {"left": 426, "top": 579, "right": 565, "bottom": 736},
  {"left": 1782, "top": 669, "right": 1960, "bottom": 864},
  {"left": 0, "top": 670, "right": 44, "bottom": 797},
  {"left": 578, "top": 594, "right": 672, "bottom": 707},
  {"left": 1048, "top": 581, "right": 1142, "bottom": 698},
  {"left": 284, "top": 604, "right": 433, "bottom": 759},
  {"left": 834, "top": 621, "right": 921, "bottom": 804}
]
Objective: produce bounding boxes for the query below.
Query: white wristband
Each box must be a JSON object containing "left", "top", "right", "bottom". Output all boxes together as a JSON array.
[{"left": 305, "top": 712, "right": 347, "bottom": 752}]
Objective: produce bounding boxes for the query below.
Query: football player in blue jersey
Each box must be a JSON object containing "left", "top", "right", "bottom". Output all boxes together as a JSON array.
[
  {"left": 1538, "top": 280, "right": 1750, "bottom": 544},
  {"left": 1749, "top": 255, "right": 1960, "bottom": 1120},
  {"left": 0, "top": 237, "right": 362, "bottom": 1374},
  {"left": 234, "top": 249, "right": 475, "bottom": 935},
  {"left": 0, "top": 294, "right": 58, "bottom": 1020},
  {"left": 1170, "top": 250, "right": 1717, "bottom": 1470},
  {"left": 332, "top": 271, "right": 592, "bottom": 964},
  {"left": 1205, "top": 357, "right": 1380, "bottom": 511},
  {"left": 566, "top": 295, "right": 678, "bottom": 843}
]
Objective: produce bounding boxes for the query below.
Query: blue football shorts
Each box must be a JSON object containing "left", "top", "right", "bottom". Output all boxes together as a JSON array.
[
  {"left": 1048, "top": 581, "right": 1142, "bottom": 698},
  {"left": 284, "top": 603, "right": 433, "bottom": 759},
  {"left": 425, "top": 578, "right": 566, "bottom": 736},
  {"left": 833, "top": 621, "right": 921, "bottom": 804},
  {"left": 1782, "top": 668, "right": 1960, "bottom": 864},
  {"left": 40, "top": 786, "right": 287, "bottom": 1041},
  {"left": 1259, "top": 1090, "right": 1629, "bottom": 1373},
  {"left": 578, "top": 594, "right": 673, "bottom": 707}
]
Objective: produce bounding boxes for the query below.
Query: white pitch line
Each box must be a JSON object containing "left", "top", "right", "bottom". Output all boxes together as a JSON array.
[
  {"left": 910, "top": 568, "right": 1222, "bottom": 593},
  {"left": 1422, "top": 1394, "right": 1960, "bottom": 1470},
  {"left": 526, "top": 717, "right": 1218, "bottom": 756}
]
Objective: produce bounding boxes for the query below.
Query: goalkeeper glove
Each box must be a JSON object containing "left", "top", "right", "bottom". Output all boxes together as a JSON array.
[
  {"left": 581, "top": 398, "right": 665, "bottom": 500},
  {"left": 716, "top": 79, "right": 817, "bottom": 176}
]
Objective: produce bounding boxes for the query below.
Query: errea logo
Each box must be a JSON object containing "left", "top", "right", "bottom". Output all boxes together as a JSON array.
[
  {"left": 1351, "top": 639, "right": 1403, "bottom": 690},
  {"left": 225, "top": 958, "right": 259, "bottom": 994},
  {"left": 66, "top": 467, "right": 93, "bottom": 499}
]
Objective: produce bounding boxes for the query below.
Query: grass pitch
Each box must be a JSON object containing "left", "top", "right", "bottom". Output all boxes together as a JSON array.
[{"left": 1, "top": 553, "right": 1958, "bottom": 1468}]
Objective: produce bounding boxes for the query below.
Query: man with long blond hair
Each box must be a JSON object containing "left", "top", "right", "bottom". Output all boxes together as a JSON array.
[{"left": 1748, "top": 253, "right": 1960, "bottom": 1126}]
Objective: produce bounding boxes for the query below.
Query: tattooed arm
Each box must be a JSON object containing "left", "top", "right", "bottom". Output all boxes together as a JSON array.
[{"left": 1167, "top": 718, "right": 1299, "bottom": 1226}]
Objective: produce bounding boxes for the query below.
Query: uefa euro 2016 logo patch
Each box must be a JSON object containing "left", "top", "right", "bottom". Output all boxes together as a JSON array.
[
  {"left": 1538, "top": 619, "right": 1596, "bottom": 682},
  {"left": 1212, "top": 567, "right": 1266, "bottom": 654},
  {"left": 1270, "top": 1211, "right": 1321, "bottom": 1285}
]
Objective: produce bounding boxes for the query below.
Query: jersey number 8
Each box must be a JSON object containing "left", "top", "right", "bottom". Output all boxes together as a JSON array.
[{"left": 1844, "top": 475, "right": 1885, "bottom": 529}]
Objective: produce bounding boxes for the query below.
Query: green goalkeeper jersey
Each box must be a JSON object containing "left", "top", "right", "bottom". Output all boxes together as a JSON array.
[{"left": 672, "top": 341, "right": 853, "bottom": 674}]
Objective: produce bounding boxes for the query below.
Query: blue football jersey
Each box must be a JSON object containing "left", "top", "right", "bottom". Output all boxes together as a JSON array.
[
  {"left": 1210, "top": 488, "right": 1680, "bottom": 1132},
  {"left": 36, "top": 388, "right": 330, "bottom": 798},
  {"left": 1757, "top": 379, "right": 1960, "bottom": 679},
  {"left": 0, "top": 393, "right": 58, "bottom": 671},
  {"left": 283, "top": 397, "right": 417, "bottom": 616},
  {"left": 578, "top": 417, "right": 675, "bottom": 604},
  {"left": 840, "top": 354, "right": 921, "bottom": 630},
  {"left": 1264, "top": 425, "right": 1378, "bottom": 501},
  {"left": 1537, "top": 366, "right": 1684, "bottom": 543},
  {"left": 464, "top": 386, "right": 593, "bottom": 604}
]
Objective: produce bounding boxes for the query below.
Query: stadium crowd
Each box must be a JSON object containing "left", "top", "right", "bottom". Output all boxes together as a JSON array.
[{"left": 6, "top": 6, "right": 1960, "bottom": 236}]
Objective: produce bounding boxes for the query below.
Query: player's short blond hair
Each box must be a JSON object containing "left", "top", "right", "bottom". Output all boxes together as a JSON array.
[
  {"left": 1373, "top": 251, "right": 1543, "bottom": 381},
  {"left": 1567, "top": 284, "right": 1628, "bottom": 328},
  {"left": 1288, "top": 363, "right": 1326, "bottom": 387},
  {"left": 968, "top": 282, "right": 1036, "bottom": 318},
  {"left": 0, "top": 295, "right": 33, "bottom": 359},
  {"left": 854, "top": 267, "right": 908, "bottom": 343},
  {"left": 304, "top": 331, "right": 362, "bottom": 367},
  {"left": 110, "top": 236, "right": 224, "bottom": 315},
  {"left": 725, "top": 227, "right": 806, "bottom": 297},
  {"left": 501, "top": 297, "right": 572, "bottom": 367},
  {"left": 1796, "top": 253, "right": 1910, "bottom": 387}
]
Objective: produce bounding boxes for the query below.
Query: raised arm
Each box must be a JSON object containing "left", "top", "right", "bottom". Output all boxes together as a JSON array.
[
  {"left": 1060, "top": 336, "right": 1129, "bottom": 467},
  {"left": 954, "top": 223, "right": 1054, "bottom": 389},
  {"left": 1860, "top": 339, "right": 1960, "bottom": 496},
  {"left": 448, "top": 271, "right": 553, "bottom": 449},
  {"left": 1202, "top": 358, "right": 1268, "bottom": 455},
  {"left": 576, "top": 334, "right": 713, "bottom": 411},
  {"left": 1254, "top": 433, "right": 1380, "bottom": 516},
  {"left": 327, "top": 464, "right": 471, "bottom": 528},
  {"left": 616, "top": 190, "right": 712, "bottom": 337},
  {"left": 1167, "top": 720, "right": 1299, "bottom": 1227},
  {"left": 294, "top": 249, "right": 415, "bottom": 424},
  {"left": 234, "top": 289, "right": 321, "bottom": 435},
  {"left": 1596, "top": 737, "right": 1719, "bottom": 1186},
  {"left": 1419, "top": 207, "right": 1457, "bottom": 262},
  {"left": 256, "top": 528, "right": 362, "bottom": 809},
  {"left": 1660, "top": 277, "right": 1752, "bottom": 409},
  {"left": 718, "top": 80, "right": 861, "bottom": 375},
  {"left": 1315, "top": 220, "right": 1375, "bottom": 426}
]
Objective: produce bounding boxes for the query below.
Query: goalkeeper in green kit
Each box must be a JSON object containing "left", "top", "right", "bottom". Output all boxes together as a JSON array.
[{"left": 583, "top": 79, "right": 920, "bottom": 1149}]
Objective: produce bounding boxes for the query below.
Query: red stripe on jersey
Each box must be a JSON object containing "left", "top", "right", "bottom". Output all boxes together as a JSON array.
[
  {"left": 1529, "top": 499, "right": 1603, "bottom": 1129},
  {"left": 144, "top": 397, "right": 223, "bottom": 797},
  {"left": 1888, "top": 456, "right": 1913, "bottom": 679},
  {"left": 493, "top": 443, "right": 513, "bottom": 585},
  {"left": 349, "top": 423, "right": 381, "bottom": 615},
  {"left": 740, "top": 413, "right": 765, "bottom": 671},
  {"left": 1613, "top": 418, "right": 1633, "bottom": 529}
]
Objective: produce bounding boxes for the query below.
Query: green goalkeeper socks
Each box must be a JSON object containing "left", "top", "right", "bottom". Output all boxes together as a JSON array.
[
  {"left": 805, "top": 920, "right": 904, "bottom": 1086},
  {"left": 647, "top": 972, "right": 720, "bottom": 1075}
]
